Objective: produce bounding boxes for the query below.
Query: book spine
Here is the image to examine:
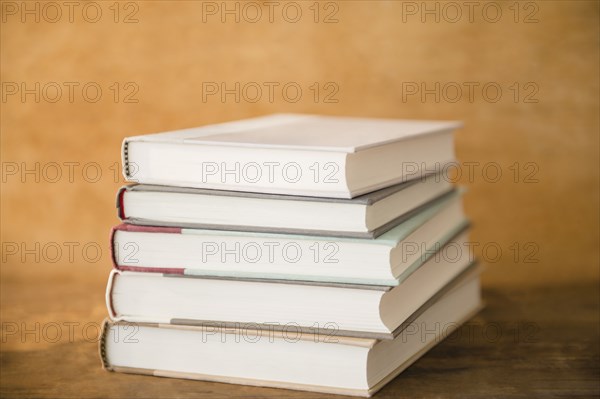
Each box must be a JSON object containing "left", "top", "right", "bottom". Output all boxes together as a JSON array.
[
  {"left": 112, "top": 223, "right": 182, "bottom": 234},
  {"left": 98, "top": 318, "right": 113, "bottom": 371},
  {"left": 121, "top": 139, "right": 133, "bottom": 180},
  {"left": 109, "top": 225, "right": 119, "bottom": 270},
  {"left": 116, "top": 186, "right": 128, "bottom": 220},
  {"left": 116, "top": 265, "right": 186, "bottom": 274},
  {"left": 105, "top": 270, "right": 119, "bottom": 319},
  {"left": 110, "top": 223, "right": 185, "bottom": 274}
]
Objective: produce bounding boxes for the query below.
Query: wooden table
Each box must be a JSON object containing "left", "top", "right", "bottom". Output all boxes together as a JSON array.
[{"left": 1, "top": 279, "right": 598, "bottom": 398}]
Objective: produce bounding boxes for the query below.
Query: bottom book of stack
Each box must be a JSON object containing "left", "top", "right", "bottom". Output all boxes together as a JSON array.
[{"left": 99, "top": 264, "right": 482, "bottom": 397}]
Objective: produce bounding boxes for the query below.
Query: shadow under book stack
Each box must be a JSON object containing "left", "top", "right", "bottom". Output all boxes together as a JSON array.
[{"left": 100, "top": 114, "right": 482, "bottom": 397}]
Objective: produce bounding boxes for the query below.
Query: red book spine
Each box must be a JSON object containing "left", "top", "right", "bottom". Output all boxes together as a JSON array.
[{"left": 110, "top": 223, "right": 185, "bottom": 275}]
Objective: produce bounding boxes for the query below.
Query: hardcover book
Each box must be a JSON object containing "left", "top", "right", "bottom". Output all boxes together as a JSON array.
[
  {"left": 122, "top": 114, "right": 461, "bottom": 198},
  {"left": 111, "top": 191, "right": 468, "bottom": 286},
  {"left": 117, "top": 172, "right": 453, "bottom": 238},
  {"left": 106, "top": 233, "right": 475, "bottom": 340},
  {"left": 100, "top": 268, "right": 482, "bottom": 397}
]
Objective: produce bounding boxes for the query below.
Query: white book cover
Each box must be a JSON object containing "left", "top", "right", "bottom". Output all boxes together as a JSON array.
[{"left": 123, "top": 114, "right": 462, "bottom": 198}]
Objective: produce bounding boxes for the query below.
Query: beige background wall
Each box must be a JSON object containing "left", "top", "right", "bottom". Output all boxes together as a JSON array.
[{"left": 1, "top": 0, "right": 598, "bottom": 330}]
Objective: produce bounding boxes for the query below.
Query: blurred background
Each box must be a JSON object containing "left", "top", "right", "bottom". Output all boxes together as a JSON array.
[{"left": 1, "top": 0, "right": 598, "bottom": 356}]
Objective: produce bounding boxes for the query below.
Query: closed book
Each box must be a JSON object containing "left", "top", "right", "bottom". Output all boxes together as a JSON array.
[
  {"left": 106, "top": 232, "right": 475, "bottom": 340},
  {"left": 117, "top": 172, "right": 453, "bottom": 239},
  {"left": 111, "top": 191, "right": 467, "bottom": 286},
  {"left": 100, "top": 268, "right": 482, "bottom": 397},
  {"left": 122, "top": 114, "right": 461, "bottom": 198}
]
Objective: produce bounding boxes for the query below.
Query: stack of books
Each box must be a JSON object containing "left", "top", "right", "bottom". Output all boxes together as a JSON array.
[{"left": 100, "top": 114, "right": 482, "bottom": 397}]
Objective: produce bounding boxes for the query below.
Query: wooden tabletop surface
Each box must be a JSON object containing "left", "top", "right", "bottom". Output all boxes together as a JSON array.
[{"left": 1, "top": 279, "right": 598, "bottom": 398}]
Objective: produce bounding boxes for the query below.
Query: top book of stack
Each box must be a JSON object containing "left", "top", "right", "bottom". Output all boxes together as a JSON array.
[{"left": 122, "top": 114, "right": 461, "bottom": 198}]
